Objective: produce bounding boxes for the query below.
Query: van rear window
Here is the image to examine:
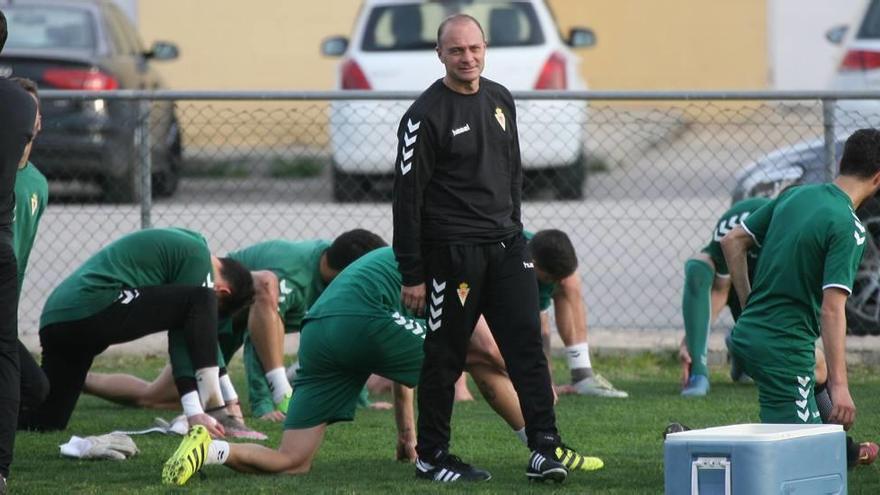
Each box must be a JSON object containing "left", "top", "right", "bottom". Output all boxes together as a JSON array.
[{"left": 361, "top": 2, "right": 544, "bottom": 51}]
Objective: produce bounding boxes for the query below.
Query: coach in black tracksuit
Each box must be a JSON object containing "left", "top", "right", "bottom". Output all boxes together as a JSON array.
[
  {"left": 393, "top": 14, "right": 570, "bottom": 483},
  {"left": 0, "top": 10, "right": 39, "bottom": 489}
]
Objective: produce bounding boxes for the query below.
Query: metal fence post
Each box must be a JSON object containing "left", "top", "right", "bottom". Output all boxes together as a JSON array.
[
  {"left": 136, "top": 98, "right": 152, "bottom": 228},
  {"left": 822, "top": 98, "right": 837, "bottom": 182}
]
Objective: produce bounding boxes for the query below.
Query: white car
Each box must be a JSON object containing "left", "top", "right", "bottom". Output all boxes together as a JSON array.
[
  {"left": 321, "top": 0, "right": 595, "bottom": 201},
  {"left": 829, "top": 0, "right": 880, "bottom": 132}
]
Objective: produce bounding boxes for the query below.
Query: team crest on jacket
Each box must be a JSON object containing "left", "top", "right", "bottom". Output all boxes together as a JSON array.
[
  {"left": 30, "top": 193, "right": 38, "bottom": 216},
  {"left": 457, "top": 282, "right": 470, "bottom": 306},
  {"left": 494, "top": 107, "right": 506, "bottom": 131}
]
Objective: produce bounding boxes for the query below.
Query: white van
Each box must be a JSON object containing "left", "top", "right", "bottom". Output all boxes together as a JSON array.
[{"left": 321, "top": 0, "right": 595, "bottom": 201}]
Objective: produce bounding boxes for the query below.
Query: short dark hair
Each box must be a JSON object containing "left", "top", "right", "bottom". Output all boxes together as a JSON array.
[
  {"left": 436, "top": 14, "right": 485, "bottom": 48},
  {"left": 840, "top": 128, "right": 880, "bottom": 178},
  {"left": 10, "top": 77, "right": 38, "bottom": 98},
  {"left": 1, "top": 10, "right": 8, "bottom": 53},
  {"left": 325, "top": 229, "right": 387, "bottom": 271},
  {"left": 217, "top": 257, "right": 255, "bottom": 317},
  {"left": 529, "top": 229, "right": 578, "bottom": 280}
]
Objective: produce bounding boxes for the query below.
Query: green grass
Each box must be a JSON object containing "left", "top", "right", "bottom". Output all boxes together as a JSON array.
[
  {"left": 268, "top": 156, "right": 326, "bottom": 178},
  {"left": 10, "top": 352, "right": 880, "bottom": 494}
]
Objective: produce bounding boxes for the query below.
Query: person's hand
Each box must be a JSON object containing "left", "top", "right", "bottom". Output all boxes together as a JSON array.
[
  {"left": 224, "top": 400, "right": 244, "bottom": 421},
  {"left": 401, "top": 283, "right": 427, "bottom": 317},
  {"left": 260, "top": 410, "right": 286, "bottom": 422},
  {"left": 188, "top": 413, "right": 225, "bottom": 438},
  {"left": 828, "top": 384, "right": 856, "bottom": 430},
  {"left": 396, "top": 435, "right": 417, "bottom": 462},
  {"left": 552, "top": 384, "right": 559, "bottom": 405},
  {"left": 678, "top": 339, "right": 692, "bottom": 387}
]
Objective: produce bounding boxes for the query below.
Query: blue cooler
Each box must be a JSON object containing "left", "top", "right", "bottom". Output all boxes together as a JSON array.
[{"left": 664, "top": 423, "right": 847, "bottom": 494}]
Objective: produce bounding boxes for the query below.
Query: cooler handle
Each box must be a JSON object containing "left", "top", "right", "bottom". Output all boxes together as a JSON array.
[{"left": 690, "top": 456, "right": 731, "bottom": 495}]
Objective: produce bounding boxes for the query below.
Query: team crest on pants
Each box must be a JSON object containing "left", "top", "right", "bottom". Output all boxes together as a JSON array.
[{"left": 457, "top": 282, "right": 470, "bottom": 306}]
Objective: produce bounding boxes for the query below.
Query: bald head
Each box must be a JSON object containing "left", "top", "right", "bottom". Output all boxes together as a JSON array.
[{"left": 436, "top": 14, "right": 485, "bottom": 49}]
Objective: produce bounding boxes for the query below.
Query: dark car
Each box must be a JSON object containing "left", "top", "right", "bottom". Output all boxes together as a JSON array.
[
  {"left": 0, "top": 0, "right": 181, "bottom": 202},
  {"left": 732, "top": 137, "right": 880, "bottom": 335}
]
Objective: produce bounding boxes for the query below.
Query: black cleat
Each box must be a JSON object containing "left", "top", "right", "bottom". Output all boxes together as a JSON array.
[
  {"left": 415, "top": 452, "right": 491, "bottom": 482},
  {"left": 527, "top": 449, "right": 568, "bottom": 483}
]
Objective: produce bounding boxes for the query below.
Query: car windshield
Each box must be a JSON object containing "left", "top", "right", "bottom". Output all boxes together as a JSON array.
[
  {"left": 3, "top": 5, "right": 97, "bottom": 51},
  {"left": 858, "top": 0, "right": 880, "bottom": 39},
  {"left": 361, "top": 1, "right": 544, "bottom": 51}
]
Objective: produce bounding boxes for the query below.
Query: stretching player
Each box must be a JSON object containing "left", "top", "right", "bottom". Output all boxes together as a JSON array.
[
  {"left": 84, "top": 230, "right": 385, "bottom": 420},
  {"left": 162, "top": 247, "right": 603, "bottom": 485},
  {"left": 19, "top": 228, "right": 254, "bottom": 437},
  {"left": 723, "top": 129, "right": 880, "bottom": 467},
  {"left": 679, "top": 198, "right": 769, "bottom": 396}
]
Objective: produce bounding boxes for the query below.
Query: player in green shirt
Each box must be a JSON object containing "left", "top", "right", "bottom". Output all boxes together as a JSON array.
[
  {"left": 678, "top": 197, "right": 769, "bottom": 396},
  {"left": 20, "top": 228, "right": 255, "bottom": 438},
  {"left": 162, "top": 247, "right": 603, "bottom": 485},
  {"left": 83, "top": 230, "right": 385, "bottom": 421},
  {"left": 722, "top": 128, "right": 880, "bottom": 431}
]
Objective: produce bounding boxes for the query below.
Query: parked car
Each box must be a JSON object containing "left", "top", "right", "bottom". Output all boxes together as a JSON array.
[
  {"left": 321, "top": 0, "right": 595, "bottom": 201},
  {"left": 828, "top": 0, "right": 880, "bottom": 134},
  {"left": 732, "top": 138, "right": 880, "bottom": 335},
  {"left": 0, "top": 0, "right": 181, "bottom": 202}
]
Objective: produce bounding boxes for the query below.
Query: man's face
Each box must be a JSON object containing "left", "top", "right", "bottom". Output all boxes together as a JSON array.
[
  {"left": 18, "top": 93, "right": 40, "bottom": 168},
  {"left": 436, "top": 20, "right": 485, "bottom": 85}
]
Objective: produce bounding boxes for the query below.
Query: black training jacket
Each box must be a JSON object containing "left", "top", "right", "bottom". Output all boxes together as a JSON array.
[
  {"left": 392, "top": 77, "right": 523, "bottom": 286},
  {"left": 0, "top": 79, "right": 38, "bottom": 246}
]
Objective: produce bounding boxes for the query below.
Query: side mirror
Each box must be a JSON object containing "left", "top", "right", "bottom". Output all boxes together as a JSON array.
[
  {"left": 146, "top": 41, "right": 179, "bottom": 61},
  {"left": 826, "top": 25, "right": 848, "bottom": 45},
  {"left": 567, "top": 27, "right": 596, "bottom": 48},
  {"left": 321, "top": 36, "right": 349, "bottom": 57}
]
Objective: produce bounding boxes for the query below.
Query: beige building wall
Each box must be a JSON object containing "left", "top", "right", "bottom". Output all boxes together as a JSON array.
[{"left": 549, "top": 0, "right": 767, "bottom": 90}]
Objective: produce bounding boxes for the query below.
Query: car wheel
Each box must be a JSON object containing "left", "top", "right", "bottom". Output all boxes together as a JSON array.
[
  {"left": 847, "top": 202, "right": 880, "bottom": 335},
  {"left": 551, "top": 153, "right": 586, "bottom": 200},
  {"left": 153, "top": 128, "right": 182, "bottom": 198},
  {"left": 100, "top": 170, "right": 139, "bottom": 203}
]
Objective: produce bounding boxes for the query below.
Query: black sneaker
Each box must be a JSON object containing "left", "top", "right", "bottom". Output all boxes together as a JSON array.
[
  {"left": 415, "top": 452, "right": 491, "bottom": 482},
  {"left": 527, "top": 449, "right": 568, "bottom": 483}
]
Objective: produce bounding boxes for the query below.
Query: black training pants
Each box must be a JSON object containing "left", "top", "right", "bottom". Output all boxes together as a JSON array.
[
  {"left": 416, "top": 232, "right": 558, "bottom": 458},
  {"left": 0, "top": 245, "right": 18, "bottom": 477},
  {"left": 22, "top": 285, "right": 218, "bottom": 431}
]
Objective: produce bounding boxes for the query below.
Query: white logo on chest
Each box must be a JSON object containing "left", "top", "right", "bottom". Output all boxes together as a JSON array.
[{"left": 451, "top": 124, "right": 471, "bottom": 137}]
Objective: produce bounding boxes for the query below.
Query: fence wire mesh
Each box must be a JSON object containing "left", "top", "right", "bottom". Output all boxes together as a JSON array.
[{"left": 17, "top": 92, "right": 880, "bottom": 336}]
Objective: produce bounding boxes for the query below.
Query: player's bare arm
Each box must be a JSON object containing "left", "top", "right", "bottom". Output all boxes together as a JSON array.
[
  {"left": 821, "top": 288, "right": 856, "bottom": 430},
  {"left": 552, "top": 273, "right": 588, "bottom": 346},
  {"left": 720, "top": 225, "right": 755, "bottom": 309},
  {"left": 392, "top": 383, "right": 417, "bottom": 462}
]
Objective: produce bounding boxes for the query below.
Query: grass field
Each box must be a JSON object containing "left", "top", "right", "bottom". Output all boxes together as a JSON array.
[{"left": 9, "top": 351, "right": 880, "bottom": 494}]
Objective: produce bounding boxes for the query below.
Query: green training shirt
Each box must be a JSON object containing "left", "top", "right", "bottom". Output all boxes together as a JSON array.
[
  {"left": 733, "top": 184, "right": 865, "bottom": 351},
  {"left": 304, "top": 247, "right": 410, "bottom": 321},
  {"left": 524, "top": 230, "right": 558, "bottom": 311},
  {"left": 12, "top": 162, "right": 48, "bottom": 294},
  {"left": 40, "top": 228, "right": 213, "bottom": 327},
  {"left": 702, "top": 197, "right": 770, "bottom": 276}
]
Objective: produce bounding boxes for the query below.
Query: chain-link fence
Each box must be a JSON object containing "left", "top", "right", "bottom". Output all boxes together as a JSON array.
[{"left": 18, "top": 90, "right": 880, "bottom": 336}]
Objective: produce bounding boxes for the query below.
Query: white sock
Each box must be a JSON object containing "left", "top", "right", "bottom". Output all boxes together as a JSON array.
[
  {"left": 265, "top": 367, "right": 293, "bottom": 403},
  {"left": 566, "top": 343, "right": 592, "bottom": 371},
  {"left": 514, "top": 427, "right": 528, "bottom": 446},
  {"left": 195, "top": 366, "right": 224, "bottom": 410},
  {"left": 206, "top": 440, "right": 230, "bottom": 465}
]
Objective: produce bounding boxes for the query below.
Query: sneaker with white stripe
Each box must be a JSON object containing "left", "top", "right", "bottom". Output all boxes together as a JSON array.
[
  {"left": 415, "top": 452, "right": 491, "bottom": 482},
  {"left": 527, "top": 449, "right": 568, "bottom": 483}
]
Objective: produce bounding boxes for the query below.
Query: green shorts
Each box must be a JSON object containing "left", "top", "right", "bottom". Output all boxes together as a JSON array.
[
  {"left": 730, "top": 338, "right": 820, "bottom": 424},
  {"left": 283, "top": 312, "right": 425, "bottom": 430}
]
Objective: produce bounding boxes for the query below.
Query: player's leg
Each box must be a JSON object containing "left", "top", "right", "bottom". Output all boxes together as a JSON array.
[
  {"left": 481, "top": 234, "right": 576, "bottom": 482},
  {"left": 162, "top": 422, "right": 327, "bottom": 484},
  {"left": 83, "top": 364, "right": 178, "bottom": 410},
  {"left": 416, "top": 244, "right": 487, "bottom": 477},
  {"left": 0, "top": 246, "right": 19, "bottom": 479},
  {"left": 681, "top": 254, "right": 715, "bottom": 396}
]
